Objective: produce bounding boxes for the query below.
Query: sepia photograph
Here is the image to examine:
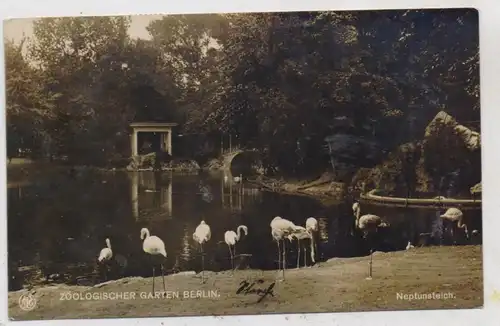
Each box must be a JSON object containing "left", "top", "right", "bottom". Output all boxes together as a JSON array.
[{"left": 4, "top": 8, "right": 482, "bottom": 320}]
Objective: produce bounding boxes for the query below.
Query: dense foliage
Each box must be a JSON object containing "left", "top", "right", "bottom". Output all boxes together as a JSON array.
[{"left": 5, "top": 10, "right": 479, "bottom": 181}]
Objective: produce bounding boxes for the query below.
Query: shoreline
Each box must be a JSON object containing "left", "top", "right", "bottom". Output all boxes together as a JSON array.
[
  {"left": 6, "top": 159, "right": 481, "bottom": 206},
  {"left": 7, "top": 158, "right": 344, "bottom": 201},
  {"left": 9, "top": 245, "right": 482, "bottom": 320}
]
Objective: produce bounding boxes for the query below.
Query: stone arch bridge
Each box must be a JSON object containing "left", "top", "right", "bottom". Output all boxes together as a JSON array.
[{"left": 221, "top": 149, "right": 261, "bottom": 176}]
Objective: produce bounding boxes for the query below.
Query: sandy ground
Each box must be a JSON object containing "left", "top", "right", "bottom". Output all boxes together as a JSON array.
[{"left": 9, "top": 245, "right": 482, "bottom": 320}]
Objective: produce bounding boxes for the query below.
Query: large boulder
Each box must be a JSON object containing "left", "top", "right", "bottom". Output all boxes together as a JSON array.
[
  {"left": 424, "top": 111, "right": 480, "bottom": 151},
  {"left": 421, "top": 111, "right": 481, "bottom": 196},
  {"left": 351, "top": 111, "right": 481, "bottom": 197}
]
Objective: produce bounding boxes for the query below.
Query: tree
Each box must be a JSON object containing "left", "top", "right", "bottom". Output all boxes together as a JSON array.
[
  {"left": 6, "top": 9, "right": 479, "bottom": 193},
  {"left": 205, "top": 9, "right": 479, "bottom": 181},
  {"left": 5, "top": 39, "right": 59, "bottom": 159},
  {"left": 26, "top": 17, "right": 134, "bottom": 164},
  {"left": 26, "top": 17, "right": 183, "bottom": 165},
  {"left": 147, "top": 14, "right": 229, "bottom": 159}
]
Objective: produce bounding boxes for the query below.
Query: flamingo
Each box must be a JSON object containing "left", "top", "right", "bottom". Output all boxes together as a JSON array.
[
  {"left": 406, "top": 241, "right": 414, "bottom": 250},
  {"left": 352, "top": 202, "right": 390, "bottom": 239},
  {"left": 306, "top": 217, "right": 318, "bottom": 232},
  {"left": 287, "top": 226, "right": 315, "bottom": 268},
  {"left": 440, "top": 207, "right": 469, "bottom": 244},
  {"left": 97, "top": 238, "right": 113, "bottom": 280},
  {"left": 224, "top": 225, "right": 248, "bottom": 271},
  {"left": 270, "top": 216, "right": 301, "bottom": 280},
  {"left": 98, "top": 238, "right": 113, "bottom": 262},
  {"left": 140, "top": 228, "right": 167, "bottom": 293},
  {"left": 193, "top": 221, "right": 211, "bottom": 283},
  {"left": 352, "top": 201, "right": 390, "bottom": 278}
]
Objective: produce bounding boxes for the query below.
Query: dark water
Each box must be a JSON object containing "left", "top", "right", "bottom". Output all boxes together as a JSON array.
[{"left": 7, "top": 170, "right": 482, "bottom": 290}]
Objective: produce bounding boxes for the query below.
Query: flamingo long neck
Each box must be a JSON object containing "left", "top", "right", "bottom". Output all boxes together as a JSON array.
[
  {"left": 355, "top": 207, "right": 361, "bottom": 227},
  {"left": 106, "top": 239, "right": 111, "bottom": 250},
  {"left": 236, "top": 225, "right": 246, "bottom": 241},
  {"left": 143, "top": 229, "right": 150, "bottom": 240},
  {"left": 457, "top": 218, "right": 469, "bottom": 239}
]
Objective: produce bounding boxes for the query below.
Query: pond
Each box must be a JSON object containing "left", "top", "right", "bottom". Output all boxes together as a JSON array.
[{"left": 7, "top": 169, "right": 482, "bottom": 290}]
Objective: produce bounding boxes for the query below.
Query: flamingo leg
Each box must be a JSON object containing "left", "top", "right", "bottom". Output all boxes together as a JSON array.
[
  {"left": 304, "top": 242, "right": 307, "bottom": 267},
  {"left": 369, "top": 248, "right": 373, "bottom": 279},
  {"left": 228, "top": 244, "right": 233, "bottom": 271},
  {"left": 161, "top": 264, "right": 166, "bottom": 292},
  {"left": 312, "top": 235, "right": 317, "bottom": 264},
  {"left": 297, "top": 239, "right": 300, "bottom": 269},
  {"left": 311, "top": 233, "right": 318, "bottom": 263},
  {"left": 371, "top": 231, "right": 376, "bottom": 277},
  {"left": 282, "top": 239, "right": 286, "bottom": 280},
  {"left": 201, "top": 243, "right": 205, "bottom": 284},
  {"left": 233, "top": 244, "right": 237, "bottom": 270},
  {"left": 277, "top": 240, "right": 281, "bottom": 272},
  {"left": 152, "top": 265, "right": 156, "bottom": 293}
]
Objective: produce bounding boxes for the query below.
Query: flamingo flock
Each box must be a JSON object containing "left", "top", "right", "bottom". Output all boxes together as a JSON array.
[
  {"left": 270, "top": 216, "right": 319, "bottom": 280},
  {"left": 94, "top": 195, "right": 473, "bottom": 289},
  {"left": 94, "top": 214, "right": 320, "bottom": 288}
]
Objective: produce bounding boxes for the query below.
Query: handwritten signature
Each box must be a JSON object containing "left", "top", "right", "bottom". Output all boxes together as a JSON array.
[{"left": 236, "top": 279, "right": 276, "bottom": 303}]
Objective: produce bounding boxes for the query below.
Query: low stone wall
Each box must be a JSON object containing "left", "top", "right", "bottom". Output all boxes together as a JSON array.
[{"left": 360, "top": 189, "right": 481, "bottom": 210}]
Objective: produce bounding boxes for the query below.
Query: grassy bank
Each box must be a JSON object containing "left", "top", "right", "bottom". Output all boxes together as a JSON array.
[{"left": 9, "top": 245, "right": 482, "bottom": 320}]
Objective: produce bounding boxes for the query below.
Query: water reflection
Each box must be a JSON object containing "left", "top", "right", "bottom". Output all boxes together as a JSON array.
[
  {"left": 7, "top": 170, "right": 482, "bottom": 290},
  {"left": 220, "top": 172, "right": 260, "bottom": 212},
  {"left": 129, "top": 172, "right": 173, "bottom": 220}
]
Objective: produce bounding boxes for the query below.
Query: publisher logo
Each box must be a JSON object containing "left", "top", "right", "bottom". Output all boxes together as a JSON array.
[{"left": 19, "top": 293, "right": 37, "bottom": 311}]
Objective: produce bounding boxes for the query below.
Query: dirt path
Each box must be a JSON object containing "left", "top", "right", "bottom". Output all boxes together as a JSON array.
[{"left": 9, "top": 245, "right": 482, "bottom": 320}]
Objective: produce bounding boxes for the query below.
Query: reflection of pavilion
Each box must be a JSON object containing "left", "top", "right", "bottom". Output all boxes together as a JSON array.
[
  {"left": 220, "top": 171, "right": 261, "bottom": 212},
  {"left": 129, "top": 172, "right": 172, "bottom": 220}
]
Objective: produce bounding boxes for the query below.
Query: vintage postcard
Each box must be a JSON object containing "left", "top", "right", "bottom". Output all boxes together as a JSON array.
[{"left": 4, "top": 8, "right": 482, "bottom": 321}]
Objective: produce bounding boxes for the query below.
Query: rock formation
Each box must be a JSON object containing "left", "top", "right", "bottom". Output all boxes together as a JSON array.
[{"left": 351, "top": 111, "right": 481, "bottom": 197}]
